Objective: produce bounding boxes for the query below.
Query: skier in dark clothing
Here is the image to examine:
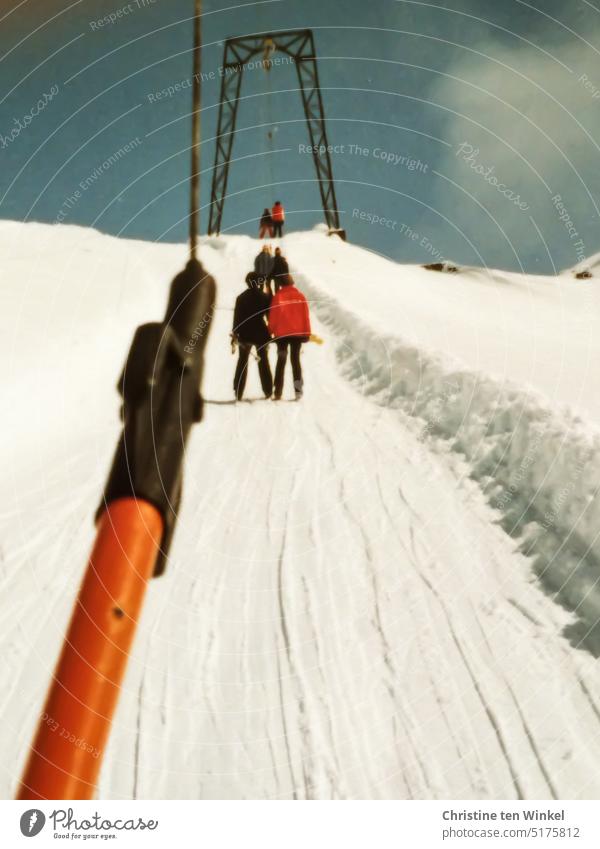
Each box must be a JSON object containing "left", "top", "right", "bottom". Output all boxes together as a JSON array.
[
  {"left": 271, "top": 247, "right": 289, "bottom": 293},
  {"left": 254, "top": 244, "right": 275, "bottom": 292},
  {"left": 268, "top": 274, "right": 311, "bottom": 400},
  {"left": 259, "top": 208, "right": 273, "bottom": 239},
  {"left": 232, "top": 272, "right": 273, "bottom": 401}
]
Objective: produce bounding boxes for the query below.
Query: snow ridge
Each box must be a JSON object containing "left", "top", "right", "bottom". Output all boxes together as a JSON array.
[{"left": 297, "top": 272, "right": 600, "bottom": 650}]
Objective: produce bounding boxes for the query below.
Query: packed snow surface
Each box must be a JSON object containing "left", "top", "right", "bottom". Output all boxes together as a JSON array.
[{"left": 1, "top": 221, "right": 600, "bottom": 800}]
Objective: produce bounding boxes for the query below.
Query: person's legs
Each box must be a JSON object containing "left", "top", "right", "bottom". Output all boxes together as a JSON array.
[
  {"left": 259, "top": 225, "right": 268, "bottom": 239},
  {"left": 290, "top": 340, "right": 303, "bottom": 398},
  {"left": 274, "top": 340, "right": 289, "bottom": 399},
  {"left": 233, "top": 343, "right": 251, "bottom": 400},
  {"left": 273, "top": 221, "right": 283, "bottom": 238},
  {"left": 257, "top": 344, "right": 273, "bottom": 398}
]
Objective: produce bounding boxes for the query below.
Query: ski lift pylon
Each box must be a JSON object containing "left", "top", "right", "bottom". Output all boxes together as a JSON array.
[{"left": 208, "top": 30, "right": 345, "bottom": 238}]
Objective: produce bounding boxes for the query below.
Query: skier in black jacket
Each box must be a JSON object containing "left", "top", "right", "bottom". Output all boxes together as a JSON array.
[
  {"left": 232, "top": 272, "right": 273, "bottom": 401},
  {"left": 271, "top": 247, "right": 290, "bottom": 292}
]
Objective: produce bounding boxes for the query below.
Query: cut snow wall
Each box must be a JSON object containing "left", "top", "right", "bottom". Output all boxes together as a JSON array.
[{"left": 298, "top": 273, "right": 600, "bottom": 651}]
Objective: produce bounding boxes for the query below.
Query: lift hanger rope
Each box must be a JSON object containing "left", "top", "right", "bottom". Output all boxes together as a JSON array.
[
  {"left": 17, "top": 0, "right": 216, "bottom": 800},
  {"left": 190, "top": 0, "right": 202, "bottom": 260}
]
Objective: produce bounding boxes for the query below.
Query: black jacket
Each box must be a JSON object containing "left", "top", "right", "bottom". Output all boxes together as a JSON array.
[
  {"left": 272, "top": 255, "right": 289, "bottom": 282},
  {"left": 233, "top": 288, "right": 272, "bottom": 346}
]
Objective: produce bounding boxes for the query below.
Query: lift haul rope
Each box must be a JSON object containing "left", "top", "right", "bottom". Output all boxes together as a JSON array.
[{"left": 17, "top": 0, "right": 216, "bottom": 801}]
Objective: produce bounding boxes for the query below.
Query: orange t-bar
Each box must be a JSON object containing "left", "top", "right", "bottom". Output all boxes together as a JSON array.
[{"left": 17, "top": 498, "right": 163, "bottom": 800}]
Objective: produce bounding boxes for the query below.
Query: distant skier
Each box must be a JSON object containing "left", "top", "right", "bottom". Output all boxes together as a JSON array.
[
  {"left": 268, "top": 274, "right": 311, "bottom": 400},
  {"left": 272, "top": 247, "right": 289, "bottom": 292},
  {"left": 232, "top": 272, "right": 273, "bottom": 401},
  {"left": 271, "top": 201, "right": 285, "bottom": 238},
  {"left": 259, "top": 208, "right": 273, "bottom": 239},
  {"left": 254, "top": 244, "right": 275, "bottom": 294}
]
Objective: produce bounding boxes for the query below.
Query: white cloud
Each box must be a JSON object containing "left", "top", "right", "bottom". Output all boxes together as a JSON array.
[{"left": 425, "top": 33, "right": 600, "bottom": 270}]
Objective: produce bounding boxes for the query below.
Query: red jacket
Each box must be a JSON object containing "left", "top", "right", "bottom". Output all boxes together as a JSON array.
[
  {"left": 271, "top": 203, "right": 285, "bottom": 222},
  {"left": 269, "top": 285, "right": 311, "bottom": 339}
]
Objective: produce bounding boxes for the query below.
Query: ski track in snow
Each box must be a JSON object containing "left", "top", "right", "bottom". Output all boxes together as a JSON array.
[{"left": 1, "top": 225, "right": 600, "bottom": 799}]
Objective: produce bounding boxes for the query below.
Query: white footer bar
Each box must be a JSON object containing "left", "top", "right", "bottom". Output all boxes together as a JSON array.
[{"left": 3, "top": 800, "right": 599, "bottom": 848}]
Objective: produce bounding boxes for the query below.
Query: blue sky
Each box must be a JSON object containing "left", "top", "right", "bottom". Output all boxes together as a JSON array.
[{"left": 1, "top": 0, "right": 600, "bottom": 272}]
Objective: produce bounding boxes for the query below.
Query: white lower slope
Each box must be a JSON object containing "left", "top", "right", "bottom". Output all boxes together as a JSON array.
[{"left": 1, "top": 224, "right": 599, "bottom": 799}]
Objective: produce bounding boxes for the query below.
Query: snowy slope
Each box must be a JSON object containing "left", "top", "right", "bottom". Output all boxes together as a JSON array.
[
  {"left": 1, "top": 222, "right": 600, "bottom": 800},
  {"left": 287, "top": 234, "right": 600, "bottom": 650}
]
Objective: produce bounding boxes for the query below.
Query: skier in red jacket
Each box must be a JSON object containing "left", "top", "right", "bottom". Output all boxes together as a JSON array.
[
  {"left": 271, "top": 201, "right": 285, "bottom": 238},
  {"left": 268, "top": 274, "right": 311, "bottom": 400}
]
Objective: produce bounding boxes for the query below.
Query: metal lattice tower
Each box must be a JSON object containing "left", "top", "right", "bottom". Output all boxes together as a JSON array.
[{"left": 208, "top": 29, "right": 342, "bottom": 236}]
